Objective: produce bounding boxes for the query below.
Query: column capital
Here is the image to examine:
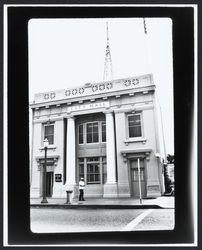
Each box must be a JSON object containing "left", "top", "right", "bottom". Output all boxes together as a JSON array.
[
  {"left": 66, "top": 114, "right": 75, "bottom": 120},
  {"left": 103, "top": 109, "right": 114, "bottom": 115}
]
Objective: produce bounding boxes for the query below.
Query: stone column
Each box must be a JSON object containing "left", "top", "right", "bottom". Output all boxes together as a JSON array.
[
  {"left": 66, "top": 115, "right": 76, "bottom": 189},
  {"left": 103, "top": 111, "right": 118, "bottom": 197}
]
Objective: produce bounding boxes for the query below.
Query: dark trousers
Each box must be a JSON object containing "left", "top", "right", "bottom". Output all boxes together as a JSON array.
[{"left": 79, "top": 189, "right": 84, "bottom": 201}]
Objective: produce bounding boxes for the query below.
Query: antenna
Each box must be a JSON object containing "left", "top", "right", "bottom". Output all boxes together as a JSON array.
[{"left": 103, "top": 22, "right": 113, "bottom": 81}]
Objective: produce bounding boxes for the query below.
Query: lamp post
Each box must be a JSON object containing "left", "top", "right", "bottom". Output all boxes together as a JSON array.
[{"left": 41, "top": 138, "right": 49, "bottom": 203}]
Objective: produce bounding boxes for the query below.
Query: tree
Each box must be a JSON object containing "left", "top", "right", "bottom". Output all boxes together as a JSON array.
[
  {"left": 164, "top": 154, "right": 175, "bottom": 194},
  {"left": 167, "top": 154, "right": 174, "bottom": 164}
]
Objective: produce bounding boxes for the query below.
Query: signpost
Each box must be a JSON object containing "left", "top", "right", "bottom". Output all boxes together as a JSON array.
[{"left": 137, "top": 158, "right": 142, "bottom": 204}]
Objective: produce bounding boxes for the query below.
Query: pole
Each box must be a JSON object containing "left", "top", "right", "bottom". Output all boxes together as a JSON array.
[
  {"left": 41, "top": 146, "right": 48, "bottom": 203},
  {"left": 137, "top": 158, "right": 142, "bottom": 204}
]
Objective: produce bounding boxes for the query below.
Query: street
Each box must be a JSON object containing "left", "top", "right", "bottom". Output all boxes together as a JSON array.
[{"left": 30, "top": 208, "right": 174, "bottom": 233}]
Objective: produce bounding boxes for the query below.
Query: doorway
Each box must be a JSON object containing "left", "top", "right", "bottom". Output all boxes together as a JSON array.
[
  {"left": 130, "top": 159, "right": 146, "bottom": 198},
  {"left": 46, "top": 172, "right": 53, "bottom": 197}
]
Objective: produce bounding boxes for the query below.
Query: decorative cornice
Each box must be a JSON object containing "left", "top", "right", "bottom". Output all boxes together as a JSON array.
[
  {"left": 121, "top": 149, "right": 152, "bottom": 162},
  {"left": 35, "top": 155, "right": 60, "bottom": 169},
  {"left": 33, "top": 116, "right": 64, "bottom": 124}
]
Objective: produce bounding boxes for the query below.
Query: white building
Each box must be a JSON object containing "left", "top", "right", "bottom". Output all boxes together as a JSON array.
[{"left": 30, "top": 73, "right": 165, "bottom": 199}]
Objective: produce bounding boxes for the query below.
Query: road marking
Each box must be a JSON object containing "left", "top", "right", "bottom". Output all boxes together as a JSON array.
[{"left": 121, "top": 209, "right": 154, "bottom": 231}]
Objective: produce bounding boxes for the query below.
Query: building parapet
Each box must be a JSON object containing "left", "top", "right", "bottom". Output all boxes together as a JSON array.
[{"left": 31, "top": 74, "right": 154, "bottom": 107}]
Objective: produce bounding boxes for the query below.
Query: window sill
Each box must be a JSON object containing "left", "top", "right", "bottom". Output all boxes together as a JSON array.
[
  {"left": 124, "top": 138, "right": 147, "bottom": 145},
  {"left": 78, "top": 142, "right": 106, "bottom": 146},
  {"left": 39, "top": 145, "right": 57, "bottom": 151}
]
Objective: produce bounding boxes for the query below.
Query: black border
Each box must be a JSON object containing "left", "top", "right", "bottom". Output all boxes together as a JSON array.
[{"left": 6, "top": 5, "right": 195, "bottom": 245}]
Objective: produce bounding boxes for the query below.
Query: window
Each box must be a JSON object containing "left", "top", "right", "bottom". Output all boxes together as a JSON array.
[
  {"left": 78, "top": 124, "right": 84, "bottom": 144},
  {"left": 79, "top": 158, "right": 84, "bottom": 179},
  {"left": 102, "top": 157, "right": 107, "bottom": 184},
  {"left": 87, "top": 157, "right": 100, "bottom": 184},
  {"left": 128, "top": 114, "right": 142, "bottom": 138},
  {"left": 44, "top": 124, "right": 54, "bottom": 145},
  {"left": 102, "top": 122, "right": 106, "bottom": 142},
  {"left": 77, "top": 156, "right": 106, "bottom": 185},
  {"left": 86, "top": 122, "right": 99, "bottom": 143}
]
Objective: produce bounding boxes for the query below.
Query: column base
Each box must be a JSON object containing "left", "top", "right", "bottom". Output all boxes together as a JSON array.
[
  {"left": 117, "top": 183, "right": 131, "bottom": 197},
  {"left": 103, "top": 183, "right": 118, "bottom": 198}
]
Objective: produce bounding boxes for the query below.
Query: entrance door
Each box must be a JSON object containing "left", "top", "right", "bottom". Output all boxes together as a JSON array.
[
  {"left": 46, "top": 172, "right": 53, "bottom": 197},
  {"left": 131, "top": 159, "right": 146, "bottom": 198}
]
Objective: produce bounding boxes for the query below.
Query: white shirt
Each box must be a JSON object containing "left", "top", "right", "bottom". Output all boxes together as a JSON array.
[{"left": 79, "top": 180, "right": 85, "bottom": 190}]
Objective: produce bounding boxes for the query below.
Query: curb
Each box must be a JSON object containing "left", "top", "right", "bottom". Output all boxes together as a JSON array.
[{"left": 30, "top": 204, "right": 163, "bottom": 209}]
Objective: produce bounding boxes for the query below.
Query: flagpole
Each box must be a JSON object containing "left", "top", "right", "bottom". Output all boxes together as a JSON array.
[{"left": 143, "top": 18, "right": 150, "bottom": 74}]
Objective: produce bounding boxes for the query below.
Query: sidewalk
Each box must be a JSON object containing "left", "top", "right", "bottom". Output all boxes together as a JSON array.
[{"left": 30, "top": 196, "right": 174, "bottom": 209}]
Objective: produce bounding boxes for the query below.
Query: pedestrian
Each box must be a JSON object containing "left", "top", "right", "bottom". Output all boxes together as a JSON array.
[{"left": 79, "top": 177, "right": 85, "bottom": 201}]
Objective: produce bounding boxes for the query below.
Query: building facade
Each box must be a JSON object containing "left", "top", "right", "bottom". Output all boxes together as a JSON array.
[{"left": 30, "top": 74, "right": 165, "bottom": 199}]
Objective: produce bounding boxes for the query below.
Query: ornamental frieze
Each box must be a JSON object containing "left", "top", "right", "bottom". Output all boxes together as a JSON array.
[
  {"left": 123, "top": 78, "right": 139, "bottom": 87},
  {"left": 38, "top": 76, "right": 147, "bottom": 104},
  {"left": 92, "top": 82, "right": 113, "bottom": 92},
  {"left": 44, "top": 92, "right": 56, "bottom": 100}
]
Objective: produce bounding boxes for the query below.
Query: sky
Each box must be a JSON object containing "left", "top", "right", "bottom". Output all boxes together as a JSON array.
[{"left": 28, "top": 18, "right": 174, "bottom": 155}]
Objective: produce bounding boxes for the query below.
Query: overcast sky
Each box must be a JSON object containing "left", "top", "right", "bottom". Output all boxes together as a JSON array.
[{"left": 28, "top": 18, "right": 174, "bottom": 155}]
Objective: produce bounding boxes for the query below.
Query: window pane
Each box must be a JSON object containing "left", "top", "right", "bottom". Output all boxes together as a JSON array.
[
  {"left": 79, "top": 165, "right": 84, "bottom": 174},
  {"left": 102, "top": 157, "right": 106, "bottom": 163},
  {"left": 93, "top": 123, "right": 98, "bottom": 133},
  {"left": 129, "top": 127, "right": 142, "bottom": 137},
  {"left": 87, "top": 123, "right": 93, "bottom": 133},
  {"left": 87, "top": 157, "right": 99, "bottom": 162},
  {"left": 87, "top": 122, "right": 99, "bottom": 143},
  {"left": 128, "top": 116, "right": 135, "bottom": 125},
  {"left": 134, "top": 127, "right": 142, "bottom": 137},
  {"left": 128, "top": 114, "right": 142, "bottom": 138},
  {"left": 87, "top": 123, "right": 92, "bottom": 143},
  {"left": 95, "top": 174, "right": 100, "bottom": 181},
  {"left": 79, "top": 158, "right": 84, "bottom": 163},
  {"left": 87, "top": 132, "right": 92, "bottom": 143},
  {"left": 90, "top": 165, "right": 94, "bottom": 172},
  {"left": 134, "top": 115, "right": 141, "bottom": 125},
  {"left": 102, "top": 122, "right": 106, "bottom": 142},
  {"left": 44, "top": 125, "right": 54, "bottom": 144},
  {"left": 90, "top": 174, "right": 94, "bottom": 182},
  {"left": 95, "top": 165, "right": 99, "bottom": 172},
  {"left": 87, "top": 161, "right": 100, "bottom": 184},
  {"left": 45, "top": 125, "right": 54, "bottom": 135},
  {"left": 79, "top": 164, "right": 84, "bottom": 179},
  {"left": 93, "top": 132, "right": 99, "bottom": 142},
  {"left": 129, "top": 127, "right": 135, "bottom": 138},
  {"left": 79, "top": 124, "right": 83, "bottom": 144}
]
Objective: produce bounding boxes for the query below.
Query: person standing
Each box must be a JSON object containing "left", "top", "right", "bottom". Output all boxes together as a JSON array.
[{"left": 79, "top": 177, "right": 85, "bottom": 201}]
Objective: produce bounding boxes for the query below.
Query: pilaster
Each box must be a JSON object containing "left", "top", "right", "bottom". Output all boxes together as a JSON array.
[{"left": 66, "top": 115, "right": 76, "bottom": 189}]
